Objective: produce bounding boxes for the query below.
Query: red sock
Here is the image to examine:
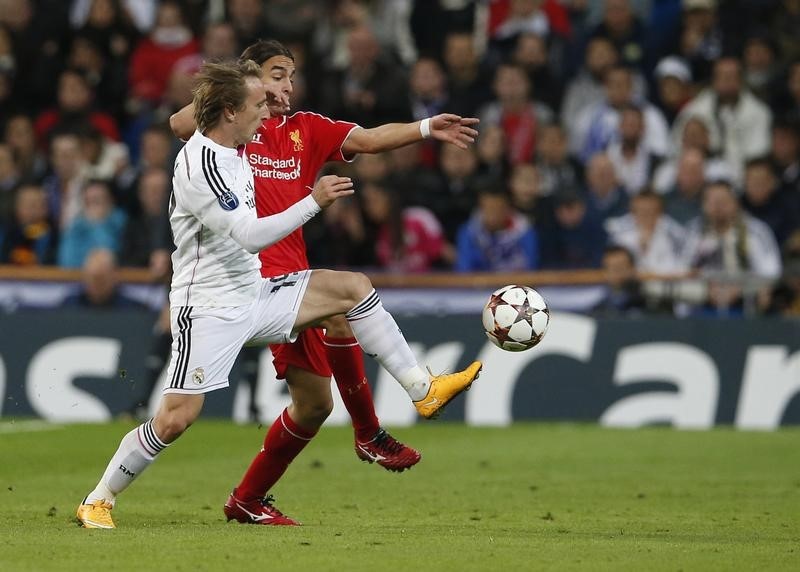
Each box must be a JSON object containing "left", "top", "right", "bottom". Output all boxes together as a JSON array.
[
  {"left": 323, "top": 335, "right": 380, "bottom": 442},
  {"left": 235, "top": 408, "right": 316, "bottom": 501}
]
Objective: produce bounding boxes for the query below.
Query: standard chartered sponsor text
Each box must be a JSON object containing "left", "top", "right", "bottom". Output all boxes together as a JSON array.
[{"left": 249, "top": 155, "right": 302, "bottom": 180}]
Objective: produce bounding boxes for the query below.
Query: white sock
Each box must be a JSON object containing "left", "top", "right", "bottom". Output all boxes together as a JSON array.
[
  {"left": 85, "top": 419, "right": 168, "bottom": 506},
  {"left": 346, "top": 290, "right": 430, "bottom": 401}
]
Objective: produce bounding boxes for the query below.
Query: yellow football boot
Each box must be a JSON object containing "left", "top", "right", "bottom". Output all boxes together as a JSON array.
[
  {"left": 414, "top": 361, "right": 483, "bottom": 419},
  {"left": 76, "top": 499, "right": 115, "bottom": 529}
]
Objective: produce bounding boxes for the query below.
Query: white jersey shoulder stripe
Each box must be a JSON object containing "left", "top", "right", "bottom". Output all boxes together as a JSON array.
[{"left": 201, "top": 146, "right": 230, "bottom": 198}]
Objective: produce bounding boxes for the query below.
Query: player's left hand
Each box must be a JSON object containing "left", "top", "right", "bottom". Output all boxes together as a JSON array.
[{"left": 429, "top": 114, "right": 480, "bottom": 149}]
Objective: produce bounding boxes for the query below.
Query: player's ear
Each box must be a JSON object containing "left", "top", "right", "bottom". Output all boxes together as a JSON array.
[{"left": 225, "top": 107, "right": 235, "bottom": 123}]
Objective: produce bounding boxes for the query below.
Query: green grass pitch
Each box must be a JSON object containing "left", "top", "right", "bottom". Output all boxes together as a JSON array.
[{"left": 1, "top": 421, "right": 798, "bottom": 571}]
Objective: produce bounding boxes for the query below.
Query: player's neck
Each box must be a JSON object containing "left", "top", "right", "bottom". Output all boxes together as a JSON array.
[{"left": 203, "top": 125, "right": 239, "bottom": 149}]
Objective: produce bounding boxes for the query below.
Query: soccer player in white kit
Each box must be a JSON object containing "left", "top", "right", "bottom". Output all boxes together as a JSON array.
[{"left": 76, "top": 60, "right": 482, "bottom": 528}]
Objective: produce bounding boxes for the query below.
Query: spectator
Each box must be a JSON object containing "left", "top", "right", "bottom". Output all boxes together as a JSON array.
[
  {"left": 653, "top": 56, "right": 693, "bottom": 126},
  {"left": 320, "top": 25, "right": 410, "bottom": 127},
  {"left": 172, "top": 21, "right": 238, "bottom": 77},
  {"left": 66, "top": 32, "right": 128, "bottom": 118},
  {"left": 589, "top": 0, "right": 647, "bottom": 71},
  {"left": 509, "top": 163, "right": 552, "bottom": 227},
  {"left": 226, "top": 0, "right": 269, "bottom": 54},
  {"left": 408, "top": 57, "right": 449, "bottom": 122},
  {"left": 0, "top": 143, "right": 19, "bottom": 212},
  {"left": 572, "top": 65, "right": 669, "bottom": 163},
  {"left": 0, "top": 184, "right": 56, "bottom": 265},
  {"left": 62, "top": 248, "right": 145, "bottom": 309},
  {"left": 539, "top": 190, "right": 607, "bottom": 269},
  {"left": 312, "top": 0, "right": 417, "bottom": 70},
  {"left": 584, "top": 152, "right": 629, "bottom": 222},
  {"left": 535, "top": 122, "right": 582, "bottom": 198},
  {"left": 663, "top": 148, "right": 707, "bottom": 224},
  {"left": 674, "top": 0, "right": 723, "bottom": 84},
  {"left": 361, "top": 181, "right": 446, "bottom": 273},
  {"left": 128, "top": 0, "right": 198, "bottom": 106},
  {"left": 34, "top": 67, "right": 120, "bottom": 147},
  {"left": 476, "top": 124, "right": 508, "bottom": 180},
  {"left": 683, "top": 181, "right": 782, "bottom": 280},
  {"left": 561, "top": 36, "right": 619, "bottom": 136},
  {"left": 70, "top": 0, "right": 154, "bottom": 35},
  {"left": 427, "top": 144, "right": 482, "bottom": 241},
  {"left": 606, "top": 104, "right": 665, "bottom": 195},
  {"left": 767, "top": 0, "right": 800, "bottom": 65},
  {"left": 489, "top": 0, "right": 551, "bottom": 49},
  {"left": 772, "top": 60, "right": 800, "bottom": 123},
  {"left": 42, "top": 132, "right": 88, "bottom": 230},
  {"left": 116, "top": 123, "right": 175, "bottom": 201},
  {"left": 456, "top": 181, "right": 538, "bottom": 272},
  {"left": 479, "top": 62, "right": 554, "bottom": 165},
  {"left": 742, "top": 34, "right": 781, "bottom": 104},
  {"left": 770, "top": 120, "right": 800, "bottom": 192},
  {"left": 352, "top": 152, "right": 390, "bottom": 186},
  {"left": 605, "top": 190, "right": 686, "bottom": 274},
  {"left": 442, "top": 31, "right": 494, "bottom": 118},
  {"left": 385, "top": 142, "right": 441, "bottom": 210},
  {"left": 80, "top": 126, "right": 129, "bottom": 182},
  {"left": 57, "top": 179, "right": 126, "bottom": 268},
  {"left": 673, "top": 58, "right": 772, "bottom": 184},
  {"left": 741, "top": 158, "right": 799, "bottom": 245},
  {"left": 592, "top": 245, "right": 649, "bottom": 316},
  {"left": 4, "top": 114, "right": 47, "bottom": 182},
  {"left": 511, "top": 32, "right": 562, "bottom": 112},
  {"left": 119, "top": 167, "right": 170, "bottom": 276},
  {"left": 764, "top": 257, "right": 800, "bottom": 316},
  {"left": 305, "top": 194, "right": 372, "bottom": 269}
]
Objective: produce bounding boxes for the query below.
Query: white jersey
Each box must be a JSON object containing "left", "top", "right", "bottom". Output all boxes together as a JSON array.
[{"left": 169, "top": 131, "right": 261, "bottom": 307}]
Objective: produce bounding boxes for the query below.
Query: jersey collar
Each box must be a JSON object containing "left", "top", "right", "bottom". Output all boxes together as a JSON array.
[{"left": 195, "top": 130, "right": 238, "bottom": 156}]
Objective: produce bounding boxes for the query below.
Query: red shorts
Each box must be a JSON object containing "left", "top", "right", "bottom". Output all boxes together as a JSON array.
[{"left": 270, "top": 328, "right": 333, "bottom": 380}]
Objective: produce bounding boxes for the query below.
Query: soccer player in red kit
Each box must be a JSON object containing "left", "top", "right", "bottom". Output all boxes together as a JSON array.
[{"left": 171, "top": 40, "right": 479, "bottom": 524}]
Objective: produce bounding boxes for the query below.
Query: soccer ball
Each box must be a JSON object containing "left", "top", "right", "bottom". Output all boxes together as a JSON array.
[{"left": 482, "top": 285, "right": 550, "bottom": 351}]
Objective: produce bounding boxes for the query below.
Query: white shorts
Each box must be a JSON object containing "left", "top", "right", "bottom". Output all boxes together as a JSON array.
[{"left": 162, "top": 271, "right": 311, "bottom": 395}]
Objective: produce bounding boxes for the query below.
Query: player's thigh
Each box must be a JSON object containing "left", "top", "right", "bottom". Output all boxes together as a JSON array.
[
  {"left": 293, "top": 269, "right": 373, "bottom": 330},
  {"left": 285, "top": 365, "right": 333, "bottom": 415},
  {"left": 164, "top": 306, "right": 250, "bottom": 395},
  {"left": 247, "top": 271, "right": 314, "bottom": 345}
]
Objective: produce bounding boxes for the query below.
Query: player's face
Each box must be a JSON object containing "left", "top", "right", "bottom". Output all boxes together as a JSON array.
[
  {"left": 261, "top": 55, "right": 295, "bottom": 116},
  {"left": 235, "top": 76, "right": 269, "bottom": 145}
]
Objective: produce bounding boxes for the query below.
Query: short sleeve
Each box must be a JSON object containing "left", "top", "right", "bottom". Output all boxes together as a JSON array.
[
  {"left": 303, "top": 113, "right": 360, "bottom": 163},
  {"left": 180, "top": 149, "right": 250, "bottom": 237}
]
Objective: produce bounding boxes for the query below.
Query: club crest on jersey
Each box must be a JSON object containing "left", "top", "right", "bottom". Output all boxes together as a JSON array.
[
  {"left": 218, "top": 191, "right": 240, "bottom": 211},
  {"left": 290, "top": 129, "right": 303, "bottom": 151}
]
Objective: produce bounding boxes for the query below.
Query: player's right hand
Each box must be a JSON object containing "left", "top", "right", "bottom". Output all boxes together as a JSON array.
[{"left": 309, "top": 175, "right": 355, "bottom": 208}]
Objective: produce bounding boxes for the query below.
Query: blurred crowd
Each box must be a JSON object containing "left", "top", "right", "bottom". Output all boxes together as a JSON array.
[{"left": 0, "top": 0, "right": 799, "bottom": 317}]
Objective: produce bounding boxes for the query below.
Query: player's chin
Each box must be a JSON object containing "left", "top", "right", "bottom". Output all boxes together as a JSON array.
[{"left": 268, "top": 105, "right": 288, "bottom": 116}]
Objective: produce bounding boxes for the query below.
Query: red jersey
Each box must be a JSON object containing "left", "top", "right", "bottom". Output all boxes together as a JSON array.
[{"left": 245, "top": 112, "right": 359, "bottom": 275}]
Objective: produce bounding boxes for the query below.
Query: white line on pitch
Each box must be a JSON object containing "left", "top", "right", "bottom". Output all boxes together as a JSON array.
[{"left": 0, "top": 420, "right": 64, "bottom": 434}]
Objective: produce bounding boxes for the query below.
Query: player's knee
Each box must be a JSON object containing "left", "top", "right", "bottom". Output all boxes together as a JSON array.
[
  {"left": 295, "top": 396, "right": 333, "bottom": 427},
  {"left": 347, "top": 272, "right": 373, "bottom": 303},
  {"left": 156, "top": 410, "right": 196, "bottom": 442}
]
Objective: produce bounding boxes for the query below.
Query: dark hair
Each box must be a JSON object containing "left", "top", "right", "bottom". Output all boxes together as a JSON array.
[
  {"left": 744, "top": 156, "right": 773, "bottom": 173},
  {"left": 240, "top": 39, "right": 294, "bottom": 66},
  {"left": 604, "top": 245, "right": 636, "bottom": 265}
]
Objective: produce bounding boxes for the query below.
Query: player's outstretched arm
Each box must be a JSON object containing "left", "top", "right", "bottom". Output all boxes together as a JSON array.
[
  {"left": 230, "top": 176, "right": 354, "bottom": 253},
  {"left": 170, "top": 104, "right": 196, "bottom": 141},
  {"left": 342, "top": 114, "right": 479, "bottom": 155}
]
